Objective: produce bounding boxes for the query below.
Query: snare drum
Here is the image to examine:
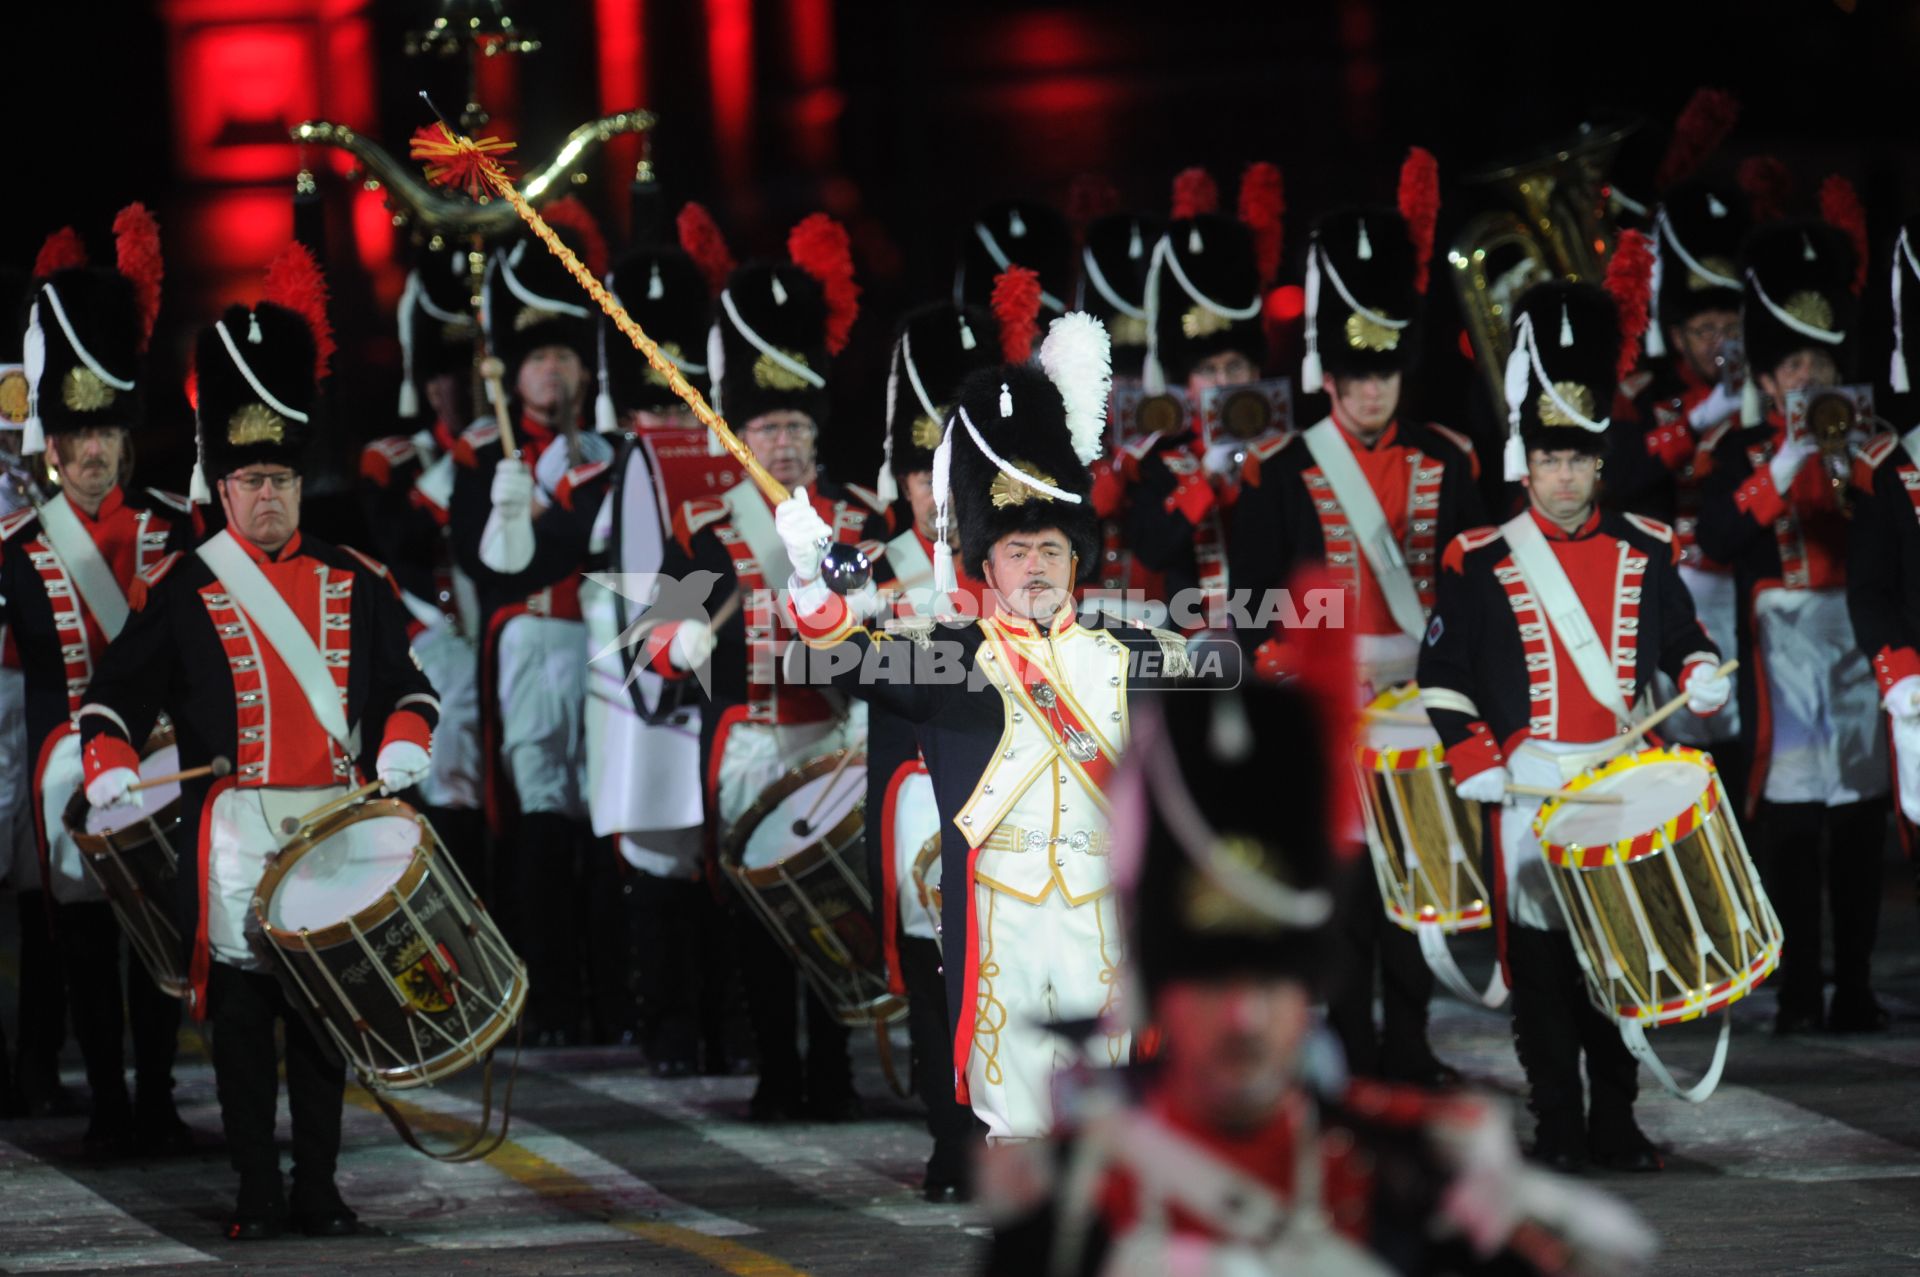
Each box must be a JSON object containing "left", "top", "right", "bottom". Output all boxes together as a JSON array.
[
  {"left": 1534, "top": 746, "right": 1781, "bottom": 1029},
  {"left": 1355, "top": 685, "right": 1491, "bottom": 935},
  {"left": 254, "top": 796, "right": 527, "bottom": 1089},
  {"left": 722, "top": 751, "right": 904, "bottom": 1027},
  {"left": 61, "top": 730, "right": 189, "bottom": 998}
]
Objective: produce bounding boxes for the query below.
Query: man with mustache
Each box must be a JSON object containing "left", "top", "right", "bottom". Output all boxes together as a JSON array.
[{"left": 0, "top": 212, "right": 194, "bottom": 1152}]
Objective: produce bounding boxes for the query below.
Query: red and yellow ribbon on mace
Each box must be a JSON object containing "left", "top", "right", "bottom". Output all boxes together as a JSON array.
[{"left": 409, "top": 120, "right": 791, "bottom": 504}]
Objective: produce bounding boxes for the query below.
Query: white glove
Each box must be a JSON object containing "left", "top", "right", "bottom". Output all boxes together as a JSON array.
[
  {"left": 1687, "top": 381, "right": 1741, "bottom": 433},
  {"left": 1892, "top": 716, "right": 1920, "bottom": 824},
  {"left": 1454, "top": 766, "right": 1511, "bottom": 805},
  {"left": 480, "top": 459, "right": 536, "bottom": 573},
  {"left": 1768, "top": 436, "right": 1818, "bottom": 492},
  {"left": 86, "top": 767, "right": 142, "bottom": 812},
  {"left": 775, "top": 488, "right": 832, "bottom": 582},
  {"left": 1883, "top": 674, "right": 1920, "bottom": 722},
  {"left": 1683, "top": 664, "right": 1732, "bottom": 716},
  {"left": 1202, "top": 440, "right": 1241, "bottom": 477},
  {"left": 669, "top": 618, "right": 716, "bottom": 671},
  {"left": 376, "top": 740, "right": 431, "bottom": 792}
]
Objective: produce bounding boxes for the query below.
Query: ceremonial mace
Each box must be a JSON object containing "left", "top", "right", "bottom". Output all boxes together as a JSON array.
[{"left": 410, "top": 109, "right": 871, "bottom": 594}]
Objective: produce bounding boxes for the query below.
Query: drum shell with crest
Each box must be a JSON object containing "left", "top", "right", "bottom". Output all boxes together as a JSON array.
[
  {"left": 722, "top": 750, "right": 905, "bottom": 1027},
  {"left": 253, "top": 797, "right": 527, "bottom": 1089},
  {"left": 1354, "top": 685, "right": 1492, "bottom": 935},
  {"left": 1533, "top": 745, "right": 1782, "bottom": 1029},
  {"left": 61, "top": 724, "right": 190, "bottom": 998}
]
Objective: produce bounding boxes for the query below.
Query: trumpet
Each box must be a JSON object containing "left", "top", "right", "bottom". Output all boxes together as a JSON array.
[{"left": 1806, "top": 390, "right": 1863, "bottom": 517}]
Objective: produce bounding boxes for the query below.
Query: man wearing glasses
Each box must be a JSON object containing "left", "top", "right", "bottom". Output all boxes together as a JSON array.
[
  {"left": 1420, "top": 282, "right": 1727, "bottom": 1174},
  {"left": 80, "top": 269, "right": 438, "bottom": 1240},
  {"left": 645, "top": 239, "right": 887, "bottom": 1122}
]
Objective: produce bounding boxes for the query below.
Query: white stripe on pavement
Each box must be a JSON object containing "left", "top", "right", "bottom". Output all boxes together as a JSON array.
[{"left": 0, "top": 1140, "right": 209, "bottom": 1272}]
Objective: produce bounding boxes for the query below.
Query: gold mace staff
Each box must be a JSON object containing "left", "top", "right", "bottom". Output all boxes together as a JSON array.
[{"left": 410, "top": 113, "right": 789, "bottom": 506}]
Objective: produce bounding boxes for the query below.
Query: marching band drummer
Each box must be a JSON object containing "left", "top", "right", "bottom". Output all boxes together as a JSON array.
[
  {"left": 1228, "top": 150, "right": 1482, "bottom": 1087},
  {"left": 644, "top": 217, "right": 886, "bottom": 1122},
  {"left": 78, "top": 248, "right": 438, "bottom": 1240},
  {"left": 0, "top": 213, "right": 195, "bottom": 1153},
  {"left": 785, "top": 315, "right": 1211, "bottom": 1144},
  {"left": 1418, "top": 279, "right": 1729, "bottom": 1174}
]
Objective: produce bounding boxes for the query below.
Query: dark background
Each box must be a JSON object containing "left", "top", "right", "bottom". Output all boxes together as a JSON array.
[{"left": 10, "top": 0, "right": 1919, "bottom": 515}]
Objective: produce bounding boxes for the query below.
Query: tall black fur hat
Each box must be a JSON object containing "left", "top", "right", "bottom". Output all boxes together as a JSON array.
[
  {"left": 1503, "top": 281, "right": 1621, "bottom": 477},
  {"left": 597, "top": 245, "right": 712, "bottom": 423},
  {"left": 1078, "top": 213, "right": 1164, "bottom": 380},
  {"left": 1144, "top": 214, "right": 1264, "bottom": 391},
  {"left": 1304, "top": 206, "right": 1422, "bottom": 384},
  {"left": 1742, "top": 219, "right": 1857, "bottom": 382},
  {"left": 397, "top": 242, "right": 478, "bottom": 418},
  {"left": 955, "top": 200, "right": 1073, "bottom": 320},
  {"left": 1648, "top": 180, "right": 1749, "bottom": 353},
  {"left": 880, "top": 300, "right": 999, "bottom": 498}
]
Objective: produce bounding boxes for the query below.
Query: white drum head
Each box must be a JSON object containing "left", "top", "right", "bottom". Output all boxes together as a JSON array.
[
  {"left": 1362, "top": 714, "right": 1440, "bottom": 754},
  {"left": 740, "top": 765, "right": 866, "bottom": 871},
  {"left": 1540, "top": 757, "right": 1712, "bottom": 848},
  {"left": 86, "top": 745, "right": 180, "bottom": 836},
  {"left": 267, "top": 815, "right": 420, "bottom": 931}
]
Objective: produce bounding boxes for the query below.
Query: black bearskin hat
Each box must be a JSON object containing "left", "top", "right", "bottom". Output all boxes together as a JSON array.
[
  {"left": 1119, "top": 679, "right": 1344, "bottom": 997},
  {"left": 1742, "top": 219, "right": 1857, "bottom": 382},
  {"left": 195, "top": 302, "right": 321, "bottom": 479},
  {"left": 937, "top": 314, "right": 1112, "bottom": 586},
  {"left": 598, "top": 245, "right": 712, "bottom": 423},
  {"left": 1649, "top": 180, "right": 1748, "bottom": 348},
  {"left": 1078, "top": 212, "right": 1164, "bottom": 380},
  {"left": 24, "top": 269, "right": 146, "bottom": 446},
  {"left": 1305, "top": 206, "right": 1423, "bottom": 383},
  {"left": 1145, "top": 213, "right": 1264, "bottom": 392},
  {"left": 955, "top": 200, "right": 1073, "bottom": 320},
  {"left": 712, "top": 261, "right": 833, "bottom": 428},
  {"left": 397, "top": 242, "right": 478, "bottom": 418},
  {"left": 483, "top": 233, "right": 598, "bottom": 381},
  {"left": 1504, "top": 281, "right": 1621, "bottom": 476},
  {"left": 881, "top": 300, "right": 999, "bottom": 497}
]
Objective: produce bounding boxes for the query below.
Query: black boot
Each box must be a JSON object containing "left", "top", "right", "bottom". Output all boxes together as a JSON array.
[
  {"left": 226, "top": 1171, "right": 288, "bottom": 1241},
  {"left": 290, "top": 1173, "right": 358, "bottom": 1237}
]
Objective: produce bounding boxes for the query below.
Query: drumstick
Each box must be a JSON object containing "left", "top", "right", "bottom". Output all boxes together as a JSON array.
[
  {"left": 130, "top": 756, "right": 230, "bottom": 792},
  {"left": 792, "top": 747, "right": 859, "bottom": 837},
  {"left": 1616, "top": 658, "right": 1739, "bottom": 751},
  {"left": 480, "top": 355, "right": 519, "bottom": 460},
  {"left": 279, "top": 778, "right": 386, "bottom": 837},
  {"left": 1503, "top": 783, "right": 1624, "bottom": 805}
]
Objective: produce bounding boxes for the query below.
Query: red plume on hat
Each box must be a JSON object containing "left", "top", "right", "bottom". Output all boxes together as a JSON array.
[
  {"left": 1397, "top": 147, "right": 1441, "bottom": 295},
  {"left": 1655, "top": 88, "right": 1740, "bottom": 191},
  {"left": 1738, "top": 156, "right": 1796, "bottom": 225},
  {"left": 33, "top": 227, "right": 88, "bottom": 279},
  {"left": 262, "top": 241, "right": 335, "bottom": 381},
  {"left": 993, "top": 265, "right": 1043, "bottom": 363},
  {"left": 675, "top": 202, "right": 735, "bottom": 296},
  {"left": 1604, "top": 229, "right": 1655, "bottom": 381},
  {"left": 1818, "top": 175, "right": 1868, "bottom": 295},
  {"left": 1238, "top": 162, "right": 1285, "bottom": 286},
  {"left": 1066, "top": 173, "right": 1120, "bottom": 232},
  {"left": 113, "top": 203, "right": 164, "bottom": 354},
  {"left": 1171, "top": 167, "right": 1219, "bottom": 219},
  {"left": 788, "top": 212, "right": 860, "bottom": 356},
  {"left": 540, "top": 196, "right": 609, "bottom": 279}
]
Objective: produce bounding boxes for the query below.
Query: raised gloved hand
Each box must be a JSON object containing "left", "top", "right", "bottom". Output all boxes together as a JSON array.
[
  {"left": 480, "top": 458, "right": 536, "bottom": 573},
  {"left": 669, "top": 618, "right": 716, "bottom": 671},
  {"left": 1767, "top": 436, "right": 1819, "bottom": 493},
  {"left": 1683, "top": 663, "right": 1732, "bottom": 716},
  {"left": 775, "top": 487, "right": 832, "bottom": 582},
  {"left": 376, "top": 740, "right": 431, "bottom": 792},
  {"left": 86, "top": 767, "right": 142, "bottom": 812},
  {"left": 1687, "top": 381, "right": 1741, "bottom": 433},
  {"left": 1454, "top": 766, "right": 1511, "bottom": 805}
]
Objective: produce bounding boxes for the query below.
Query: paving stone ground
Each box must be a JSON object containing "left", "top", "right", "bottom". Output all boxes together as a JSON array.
[{"left": 1, "top": 858, "right": 1916, "bottom": 1275}]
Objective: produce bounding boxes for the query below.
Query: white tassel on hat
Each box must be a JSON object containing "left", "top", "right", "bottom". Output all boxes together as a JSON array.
[
  {"left": 1355, "top": 220, "right": 1373, "bottom": 262},
  {"left": 1038, "top": 312, "right": 1113, "bottom": 465},
  {"left": 1741, "top": 375, "right": 1764, "bottom": 426},
  {"left": 705, "top": 318, "right": 728, "bottom": 456},
  {"left": 594, "top": 278, "right": 619, "bottom": 434},
  {"left": 1300, "top": 242, "right": 1324, "bottom": 394},
  {"left": 396, "top": 270, "right": 422, "bottom": 417},
  {"left": 1141, "top": 236, "right": 1170, "bottom": 394},
  {"left": 1892, "top": 228, "right": 1913, "bottom": 394},
  {"left": 877, "top": 336, "right": 903, "bottom": 505},
  {"left": 930, "top": 422, "right": 956, "bottom": 594},
  {"left": 1502, "top": 314, "right": 1535, "bottom": 482},
  {"left": 188, "top": 451, "right": 210, "bottom": 504},
  {"left": 21, "top": 298, "right": 45, "bottom": 455},
  {"left": 1645, "top": 213, "right": 1667, "bottom": 358}
]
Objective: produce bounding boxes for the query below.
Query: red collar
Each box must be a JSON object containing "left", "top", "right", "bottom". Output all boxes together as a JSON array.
[
  {"left": 1676, "top": 357, "right": 1710, "bottom": 396},
  {"left": 1331, "top": 411, "right": 1397, "bottom": 451},
  {"left": 233, "top": 529, "right": 304, "bottom": 564},
  {"left": 987, "top": 601, "right": 1077, "bottom": 639},
  {"left": 66, "top": 485, "right": 127, "bottom": 525},
  {"left": 1528, "top": 506, "right": 1601, "bottom": 542}
]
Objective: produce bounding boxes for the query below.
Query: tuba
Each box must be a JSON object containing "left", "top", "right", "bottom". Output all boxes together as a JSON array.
[{"left": 1447, "top": 120, "right": 1639, "bottom": 412}]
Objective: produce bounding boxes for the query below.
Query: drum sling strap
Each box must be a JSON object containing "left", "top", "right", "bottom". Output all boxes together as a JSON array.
[
  {"left": 38, "top": 492, "right": 130, "bottom": 641},
  {"left": 1302, "top": 420, "right": 1426, "bottom": 641}
]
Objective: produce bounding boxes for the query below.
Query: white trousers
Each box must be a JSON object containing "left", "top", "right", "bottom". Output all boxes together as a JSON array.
[
  {"left": 206, "top": 784, "right": 349, "bottom": 969},
  {"left": 0, "top": 668, "right": 29, "bottom": 887},
  {"left": 34, "top": 732, "right": 103, "bottom": 904},
  {"left": 496, "top": 616, "right": 589, "bottom": 819},
  {"left": 968, "top": 884, "right": 1129, "bottom": 1143},
  {"left": 412, "top": 621, "right": 482, "bottom": 811}
]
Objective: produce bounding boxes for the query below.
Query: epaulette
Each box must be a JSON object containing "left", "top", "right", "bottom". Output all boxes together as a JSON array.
[
  {"left": 881, "top": 613, "right": 938, "bottom": 649},
  {"left": 1148, "top": 625, "right": 1195, "bottom": 678},
  {"left": 1247, "top": 432, "right": 1295, "bottom": 462},
  {"left": 1441, "top": 525, "right": 1503, "bottom": 574},
  {"left": 556, "top": 460, "right": 612, "bottom": 511},
  {"left": 128, "top": 550, "right": 182, "bottom": 611},
  {"left": 855, "top": 538, "right": 886, "bottom": 562},
  {"left": 452, "top": 421, "right": 500, "bottom": 469},
  {"left": 339, "top": 543, "right": 398, "bottom": 586},
  {"left": 1699, "top": 420, "right": 1736, "bottom": 454},
  {"left": 1622, "top": 512, "right": 1674, "bottom": 543},
  {"left": 1859, "top": 432, "right": 1901, "bottom": 470},
  {"left": 672, "top": 496, "right": 730, "bottom": 551},
  {"left": 144, "top": 488, "right": 193, "bottom": 515},
  {"left": 843, "top": 482, "right": 886, "bottom": 515},
  {"left": 360, "top": 435, "right": 418, "bottom": 487},
  {"left": 0, "top": 507, "right": 39, "bottom": 542},
  {"left": 1119, "top": 434, "right": 1161, "bottom": 463},
  {"left": 1426, "top": 422, "right": 1476, "bottom": 461}
]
